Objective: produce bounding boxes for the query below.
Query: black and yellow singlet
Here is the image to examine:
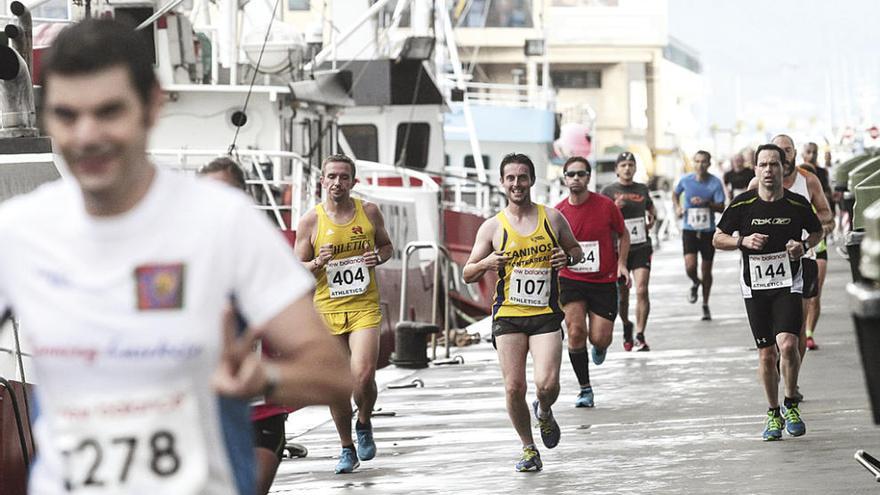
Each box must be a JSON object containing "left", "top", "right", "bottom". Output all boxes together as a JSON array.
[
  {"left": 492, "top": 204, "right": 561, "bottom": 318},
  {"left": 313, "top": 198, "right": 380, "bottom": 313}
]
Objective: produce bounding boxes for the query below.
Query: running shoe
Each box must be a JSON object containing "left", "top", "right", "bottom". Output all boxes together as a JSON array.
[
  {"left": 763, "top": 410, "right": 784, "bottom": 441},
  {"left": 575, "top": 386, "right": 595, "bottom": 408},
  {"left": 805, "top": 336, "right": 818, "bottom": 350},
  {"left": 355, "top": 421, "right": 377, "bottom": 461},
  {"left": 636, "top": 333, "right": 650, "bottom": 352},
  {"left": 701, "top": 305, "right": 712, "bottom": 321},
  {"left": 335, "top": 447, "right": 360, "bottom": 474},
  {"left": 783, "top": 404, "right": 806, "bottom": 437},
  {"left": 532, "top": 400, "right": 561, "bottom": 449},
  {"left": 591, "top": 345, "right": 607, "bottom": 365},
  {"left": 623, "top": 322, "right": 634, "bottom": 351},
  {"left": 688, "top": 282, "right": 700, "bottom": 304},
  {"left": 515, "top": 445, "right": 543, "bottom": 472}
]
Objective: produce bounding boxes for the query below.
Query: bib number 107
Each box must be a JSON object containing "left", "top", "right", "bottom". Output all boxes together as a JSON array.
[{"left": 62, "top": 430, "right": 180, "bottom": 491}]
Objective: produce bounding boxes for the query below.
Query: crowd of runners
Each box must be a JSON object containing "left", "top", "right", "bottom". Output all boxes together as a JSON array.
[{"left": 0, "top": 18, "right": 845, "bottom": 494}]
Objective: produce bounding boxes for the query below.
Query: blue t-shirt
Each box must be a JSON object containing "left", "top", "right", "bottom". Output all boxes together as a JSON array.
[{"left": 674, "top": 173, "right": 725, "bottom": 232}]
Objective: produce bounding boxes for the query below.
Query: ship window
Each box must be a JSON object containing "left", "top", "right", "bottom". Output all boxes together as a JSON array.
[
  {"left": 453, "top": 0, "right": 534, "bottom": 28},
  {"left": 550, "top": 70, "right": 602, "bottom": 89},
  {"left": 340, "top": 124, "right": 379, "bottom": 162},
  {"left": 464, "top": 154, "right": 490, "bottom": 169},
  {"left": 395, "top": 122, "right": 430, "bottom": 170},
  {"left": 288, "top": 0, "right": 310, "bottom": 10}
]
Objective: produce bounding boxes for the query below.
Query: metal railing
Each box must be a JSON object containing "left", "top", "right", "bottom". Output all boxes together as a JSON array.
[{"left": 399, "top": 241, "right": 453, "bottom": 361}]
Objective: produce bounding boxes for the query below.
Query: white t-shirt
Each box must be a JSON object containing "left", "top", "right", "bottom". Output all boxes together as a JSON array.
[{"left": 0, "top": 169, "right": 313, "bottom": 495}]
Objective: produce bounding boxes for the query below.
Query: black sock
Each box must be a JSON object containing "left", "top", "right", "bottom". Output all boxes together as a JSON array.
[
  {"left": 783, "top": 397, "right": 798, "bottom": 408},
  {"left": 636, "top": 332, "right": 645, "bottom": 344},
  {"left": 568, "top": 348, "right": 590, "bottom": 387},
  {"left": 768, "top": 406, "right": 781, "bottom": 416},
  {"left": 342, "top": 444, "right": 355, "bottom": 451},
  {"left": 356, "top": 419, "right": 371, "bottom": 430}
]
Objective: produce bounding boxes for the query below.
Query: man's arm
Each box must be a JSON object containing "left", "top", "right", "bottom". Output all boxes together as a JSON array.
[
  {"left": 709, "top": 179, "right": 726, "bottom": 213},
  {"left": 672, "top": 186, "right": 683, "bottom": 217},
  {"left": 362, "top": 202, "right": 394, "bottom": 267},
  {"left": 805, "top": 173, "right": 834, "bottom": 233},
  {"left": 293, "top": 210, "right": 325, "bottom": 274},
  {"left": 713, "top": 228, "right": 739, "bottom": 250},
  {"left": 462, "top": 218, "right": 504, "bottom": 283},
  {"left": 214, "top": 297, "right": 353, "bottom": 409},
  {"left": 546, "top": 208, "right": 584, "bottom": 269}
]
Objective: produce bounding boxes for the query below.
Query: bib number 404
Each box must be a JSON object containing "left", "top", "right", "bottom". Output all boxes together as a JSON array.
[{"left": 62, "top": 430, "right": 180, "bottom": 491}]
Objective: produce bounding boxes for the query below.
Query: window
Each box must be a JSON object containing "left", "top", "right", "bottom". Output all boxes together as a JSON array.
[
  {"left": 452, "top": 0, "right": 534, "bottom": 28},
  {"left": 464, "top": 155, "right": 490, "bottom": 169},
  {"left": 340, "top": 124, "right": 378, "bottom": 162},
  {"left": 395, "top": 123, "right": 431, "bottom": 170},
  {"left": 288, "top": 0, "right": 310, "bottom": 10},
  {"left": 550, "top": 70, "right": 602, "bottom": 89}
]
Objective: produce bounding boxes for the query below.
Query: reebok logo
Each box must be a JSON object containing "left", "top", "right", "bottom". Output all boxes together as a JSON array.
[{"left": 751, "top": 218, "right": 791, "bottom": 226}]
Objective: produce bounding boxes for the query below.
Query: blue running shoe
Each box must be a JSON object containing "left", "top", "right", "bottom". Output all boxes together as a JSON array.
[
  {"left": 532, "top": 400, "right": 560, "bottom": 449},
  {"left": 515, "top": 445, "right": 542, "bottom": 472},
  {"left": 575, "top": 387, "right": 594, "bottom": 408},
  {"left": 356, "top": 422, "right": 376, "bottom": 461},
  {"left": 783, "top": 404, "right": 806, "bottom": 437},
  {"left": 334, "top": 447, "right": 360, "bottom": 474},
  {"left": 591, "top": 345, "right": 607, "bottom": 365},
  {"left": 762, "top": 410, "right": 783, "bottom": 441}
]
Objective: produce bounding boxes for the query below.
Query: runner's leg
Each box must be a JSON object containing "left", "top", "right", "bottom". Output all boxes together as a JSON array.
[
  {"left": 329, "top": 334, "right": 355, "bottom": 447},
  {"left": 530, "top": 331, "right": 563, "bottom": 415},
  {"left": 564, "top": 301, "right": 590, "bottom": 388},
  {"left": 348, "top": 327, "right": 380, "bottom": 425},
  {"left": 700, "top": 257, "right": 714, "bottom": 305},
  {"left": 777, "top": 332, "right": 801, "bottom": 399},
  {"left": 496, "top": 333, "right": 535, "bottom": 447},
  {"left": 684, "top": 253, "right": 700, "bottom": 287},
  {"left": 587, "top": 312, "right": 613, "bottom": 351},
  {"left": 758, "top": 345, "right": 780, "bottom": 409},
  {"left": 633, "top": 267, "right": 651, "bottom": 334}
]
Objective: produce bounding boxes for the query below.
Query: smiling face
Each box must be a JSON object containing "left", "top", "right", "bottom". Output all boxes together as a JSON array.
[
  {"left": 320, "top": 161, "right": 356, "bottom": 202},
  {"left": 43, "top": 65, "right": 160, "bottom": 199},
  {"left": 500, "top": 161, "right": 533, "bottom": 206}
]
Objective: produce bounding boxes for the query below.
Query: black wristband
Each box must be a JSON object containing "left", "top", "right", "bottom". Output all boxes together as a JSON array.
[{"left": 736, "top": 236, "right": 743, "bottom": 249}]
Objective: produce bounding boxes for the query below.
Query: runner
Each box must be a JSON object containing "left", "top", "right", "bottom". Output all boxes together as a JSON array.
[
  {"left": 1, "top": 19, "right": 352, "bottom": 494},
  {"left": 601, "top": 152, "right": 655, "bottom": 351},
  {"left": 294, "top": 153, "right": 394, "bottom": 474},
  {"left": 198, "top": 157, "right": 298, "bottom": 495},
  {"left": 747, "top": 135, "right": 834, "bottom": 368},
  {"left": 723, "top": 152, "right": 755, "bottom": 202},
  {"left": 463, "top": 153, "right": 583, "bottom": 472},
  {"left": 556, "top": 156, "right": 630, "bottom": 408},
  {"left": 672, "top": 151, "right": 725, "bottom": 320},
  {"left": 714, "top": 143, "right": 823, "bottom": 441},
  {"left": 799, "top": 142, "right": 832, "bottom": 351}
]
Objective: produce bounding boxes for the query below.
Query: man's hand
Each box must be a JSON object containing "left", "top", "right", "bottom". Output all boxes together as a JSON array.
[
  {"left": 618, "top": 263, "right": 631, "bottom": 288},
  {"left": 481, "top": 251, "right": 510, "bottom": 272},
  {"left": 675, "top": 206, "right": 683, "bottom": 218},
  {"left": 646, "top": 212, "right": 656, "bottom": 230},
  {"left": 786, "top": 239, "right": 805, "bottom": 259},
  {"left": 363, "top": 248, "right": 380, "bottom": 267},
  {"left": 314, "top": 243, "right": 333, "bottom": 269},
  {"left": 213, "top": 307, "right": 267, "bottom": 399},
  {"left": 741, "top": 233, "right": 769, "bottom": 250},
  {"left": 550, "top": 247, "right": 568, "bottom": 270},
  {"left": 690, "top": 196, "right": 705, "bottom": 206}
]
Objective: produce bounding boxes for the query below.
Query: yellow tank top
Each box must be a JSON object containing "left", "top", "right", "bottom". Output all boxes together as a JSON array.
[
  {"left": 493, "top": 204, "right": 562, "bottom": 318},
  {"left": 313, "top": 198, "right": 380, "bottom": 313}
]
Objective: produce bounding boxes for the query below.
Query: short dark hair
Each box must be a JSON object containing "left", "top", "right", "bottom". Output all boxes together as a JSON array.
[
  {"left": 321, "top": 153, "right": 357, "bottom": 178},
  {"left": 755, "top": 143, "right": 785, "bottom": 164},
  {"left": 198, "top": 157, "right": 247, "bottom": 190},
  {"left": 562, "top": 156, "right": 591, "bottom": 174},
  {"left": 616, "top": 151, "right": 636, "bottom": 164},
  {"left": 42, "top": 18, "right": 158, "bottom": 105},
  {"left": 499, "top": 153, "right": 535, "bottom": 182},
  {"left": 695, "top": 150, "right": 712, "bottom": 163}
]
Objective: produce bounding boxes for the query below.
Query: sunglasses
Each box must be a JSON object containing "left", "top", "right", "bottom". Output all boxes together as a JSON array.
[{"left": 564, "top": 171, "right": 588, "bottom": 178}]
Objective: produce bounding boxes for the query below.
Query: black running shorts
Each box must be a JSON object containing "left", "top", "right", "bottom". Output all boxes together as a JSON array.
[
  {"left": 626, "top": 244, "right": 652, "bottom": 271},
  {"left": 492, "top": 313, "right": 564, "bottom": 341},
  {"left": 744, "top": 290, "right": 803, "bottom": 348},
  {"left": 801, "top": 258, "right": 819, "bottom": 299},
  {"left": 253, "top": 413, "right": 288, "bottom": 460},
  {"left": 559, "top": 278, "right": 618, "bottom": 322},
  {"left": 682, "top": 230, "right": 715, "bottom": 260}
]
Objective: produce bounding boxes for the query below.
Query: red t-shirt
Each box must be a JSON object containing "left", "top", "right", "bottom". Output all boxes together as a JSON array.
[{"left": 555, "top": 193, "right": 626, "bottom": 283}]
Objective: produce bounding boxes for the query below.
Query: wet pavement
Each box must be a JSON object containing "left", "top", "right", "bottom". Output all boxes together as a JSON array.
[{"left": 272, "top": 239, "right": 880, "bottom": 494}]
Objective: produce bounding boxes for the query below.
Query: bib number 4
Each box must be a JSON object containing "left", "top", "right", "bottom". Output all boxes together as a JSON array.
[
  {"left": 570, "top": 241, "right": 600, "bottom": 273},
  {"left": 326, "top": 256, "right": 371, "bottom": 298}
]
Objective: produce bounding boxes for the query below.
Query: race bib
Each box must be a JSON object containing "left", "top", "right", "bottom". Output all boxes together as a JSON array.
[
  {"left": 748, "top": 251, "right": 792, "bottom": 290},
  {"left": 326, "top": 256, "right": 370, "bottom": 298},
  {"left": 687, "top": 207, "right": 711, "bottom": 230},
  {"left": 50, "top": 382, "right": 207, "bottom": 493},
  {"left": 570, "top": 241, "right": 600, "bottom": 273},
  {"left": 625, "top": 217, "right": 648, "bottom": 244},
  {"left": 508, "top": 267, "right": 551, "bottom": 306}
]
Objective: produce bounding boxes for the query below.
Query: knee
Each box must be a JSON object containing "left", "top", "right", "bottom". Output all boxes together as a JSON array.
[
  {"left": 758, "top": 348, "right": 778, "bottom": 368},
  {"left": 353, "top": 367, "right": 377, "bottom": 391},
  {"left": 535, "top": 380, "right": 559, "bottom": 399},
  {"left": 636, "top": 285, "right": 649, "bottom": 301},
  {"left": 566, "top": 320, "right": 588, "bottom": 342},
  {"left": 778, "top": 338, "right": 799, "bottom": 357},
  {"left": 505, "top": 380, "right": 527, "bottom": 401}
]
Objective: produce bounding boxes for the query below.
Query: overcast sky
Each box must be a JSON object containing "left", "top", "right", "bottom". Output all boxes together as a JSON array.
[{"left": 668, "top": 0, "right": 880, "bottom": 135}]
